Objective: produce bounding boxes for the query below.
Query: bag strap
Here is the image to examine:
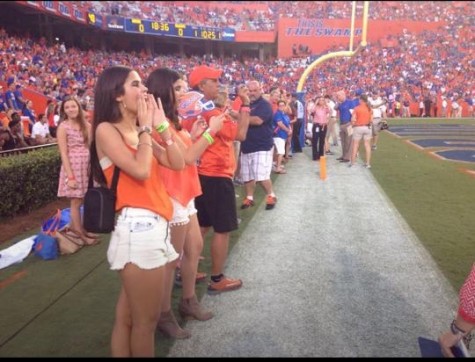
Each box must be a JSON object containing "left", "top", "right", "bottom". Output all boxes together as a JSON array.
[
  {"left": 44, "top": 209, "right": 61, "bottom": 235},
  {"left": 88, "top": 126, "right": 122, "bottom": 190}
]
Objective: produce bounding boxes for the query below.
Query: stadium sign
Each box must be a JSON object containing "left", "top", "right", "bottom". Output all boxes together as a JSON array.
[{"left": 105, "top": 16, "right": 125, "bottom": 31}]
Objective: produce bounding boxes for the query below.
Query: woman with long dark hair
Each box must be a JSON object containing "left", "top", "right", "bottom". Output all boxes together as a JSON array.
[
  {"left": 90, "top": 65, "right": 184, "bottom": 357},
  {"left": 145, "top": 68, "right": 225, "bottom": 338}
]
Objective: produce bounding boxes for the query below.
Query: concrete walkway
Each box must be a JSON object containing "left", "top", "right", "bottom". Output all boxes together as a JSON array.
[{"left": 168, "top": 148, "right": 459, "bottom": 357}]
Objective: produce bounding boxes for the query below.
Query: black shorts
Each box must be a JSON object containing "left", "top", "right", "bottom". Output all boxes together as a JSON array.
[{"left": 195, "top": 175, "right": 238, "bottom": 233}]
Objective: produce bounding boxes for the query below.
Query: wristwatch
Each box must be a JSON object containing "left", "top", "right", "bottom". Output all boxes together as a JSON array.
[{"left": 138, "top": 125, "right": 152, "bottom": 136}]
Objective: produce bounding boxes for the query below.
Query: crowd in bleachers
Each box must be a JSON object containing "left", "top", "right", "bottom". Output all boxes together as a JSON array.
[
  {"left": 83, "top": 1, "right": 471, "bottom": 31},
  {"left": 1, "top": 1, "right": 474, "bottom": 151}
]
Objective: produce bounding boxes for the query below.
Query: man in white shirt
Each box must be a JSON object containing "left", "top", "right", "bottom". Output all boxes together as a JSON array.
[
  {"left": 31, "top": 113, "right": 55, "bottom": 145},
  {"left": 324, "top": 94, "right": 338, "bottom": 151},
  {"left": 441, "top": 97, "right": 448, "bottom": 117},
  {"left": 368, "top": 90, "right": 387, "bottom": 151}
]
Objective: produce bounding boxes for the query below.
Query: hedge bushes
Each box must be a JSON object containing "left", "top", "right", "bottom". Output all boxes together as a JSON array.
[{"left": 0, "top": 146, "right": 61, "bottom": 217}]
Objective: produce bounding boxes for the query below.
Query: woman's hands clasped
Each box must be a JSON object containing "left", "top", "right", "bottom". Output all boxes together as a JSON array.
[{"left": 137, "top": 93, "right": 167, "bottom": 129}]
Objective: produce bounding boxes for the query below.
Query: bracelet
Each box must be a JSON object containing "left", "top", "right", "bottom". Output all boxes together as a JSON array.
[
  {"left": 137, "top": 142, "right": 153, "bottom": 148},
  {"left": 202, "top": 130, "right": 215, "bottom": 145},
  {"left": 155, "top": 121, "right": 170, "bottom": 134},
  {"left": 206, "top": 128, "right": 217, "bottom": 137},
  {"left": 451, "top": 320, "right": 467, "bottom": 335}
]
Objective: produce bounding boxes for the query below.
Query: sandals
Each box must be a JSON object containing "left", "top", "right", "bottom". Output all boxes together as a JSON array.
[
  {"left": 275, "top": 168, "right": 287, "bottom": 174},
  {"left": 68, "top": 228, "right": 101, "bottom": 246}
]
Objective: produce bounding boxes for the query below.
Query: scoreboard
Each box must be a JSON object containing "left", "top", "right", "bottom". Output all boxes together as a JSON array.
[{"left": 123, "top": 18, "right": 235, "bottom": 41}]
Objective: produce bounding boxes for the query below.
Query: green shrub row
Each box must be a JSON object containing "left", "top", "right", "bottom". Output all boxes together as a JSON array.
[{"left": 0, "top": 146, "right": 61, "bottom": 217}]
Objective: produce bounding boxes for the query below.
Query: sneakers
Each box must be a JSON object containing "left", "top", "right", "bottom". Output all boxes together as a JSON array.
[
  {"left": 174, "top": 270, "right": 207, "bottom": 288},
  {"left": 240, "top": 198, "right": 255, "bottom": 209},
  {"left": 371, "top": 145, "right": 377, "bottom": 150},
  {"left": 265, "top": 195, "right": 277, "bottom": 210},
  {"left": 208, "top": 276, "right": 243, "bottom": 295},
  {"left": 365, "top": 164, "right": 371, "bottom": 169}
]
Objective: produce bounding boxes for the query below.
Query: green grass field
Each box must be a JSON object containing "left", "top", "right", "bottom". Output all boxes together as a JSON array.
[
  {"left": 370, "top": 118, "right": 475, "bottom": 290},
  {"left": 0, "top": 117, "right": 474, "bottom": 357}
]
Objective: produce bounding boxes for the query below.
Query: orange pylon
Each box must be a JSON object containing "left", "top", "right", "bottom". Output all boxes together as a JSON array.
[{"left": 320, "top": 156, "right": 327, "bottom": 180}]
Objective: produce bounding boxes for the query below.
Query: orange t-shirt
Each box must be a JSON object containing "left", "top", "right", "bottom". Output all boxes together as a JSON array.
[
  {"left": 353, "top": 104, "right": 372, "bottom": 126},
  {"left": 158, "top": 128, "right": 202, "bottom": 206},
  {"left": 198, "top": 108, "right": 238, "bottom": 179},
  {"left": 103, "top": 145, "right": 173, "bottom": 221}
]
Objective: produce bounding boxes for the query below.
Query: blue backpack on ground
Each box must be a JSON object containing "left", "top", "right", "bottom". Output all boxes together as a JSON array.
[{"left": 33, "top": 209, "right": 62, "bottom": 260}]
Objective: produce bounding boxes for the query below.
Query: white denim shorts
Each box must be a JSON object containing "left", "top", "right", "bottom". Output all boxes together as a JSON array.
[
  {"left": 170, "top": 198, "right": 197, "bottom": 226},
  {"left": 107, "top": 207, "right": 179, "bottom": 270}
]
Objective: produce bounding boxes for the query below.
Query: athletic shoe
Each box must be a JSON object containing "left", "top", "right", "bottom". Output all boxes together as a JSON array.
[
  {"left": 371, "top": 145, "right": 377, "bottom": 150},
  {"left": 240, "top": 198, "right": 255, "bottom": 209},
  {"left": 265, "top": 195, "right": 277, "bottom": 210},
  {"left": 365, "top": 164, "right": 371, "bottom": 169},
  {"left": 208, "top": 276, "right": 242, "bottom": 295}
]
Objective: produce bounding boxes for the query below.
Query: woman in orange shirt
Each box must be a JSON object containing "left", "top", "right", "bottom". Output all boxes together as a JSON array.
[
  {"left": 350, "top": 94, "right": 373, "bottom": 168},
  {"left": 146, "top": 68, "right": 225, "bottom": 338},
  {"left": 89, "top": 65, "right": 185, "bottom": 357}
]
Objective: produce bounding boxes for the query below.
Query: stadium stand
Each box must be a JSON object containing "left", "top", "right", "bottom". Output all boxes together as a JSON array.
[{"left": 0, "top": 0, "right": 473, "bottom": 150}]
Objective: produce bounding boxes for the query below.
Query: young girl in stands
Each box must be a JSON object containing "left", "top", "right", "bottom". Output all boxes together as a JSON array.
[
  {"left": 57, "top": 96, "right": 96, "bottom": 244},
  {"left": 89, "top": 65, "right": 184, "bottom": 357},
  {"left": 145, "top": 68, "right": 225, "bottom": 339}
]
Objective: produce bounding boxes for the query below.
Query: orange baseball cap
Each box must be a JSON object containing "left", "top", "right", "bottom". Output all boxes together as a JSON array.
[{"left": 188, "top": 65, "right": 223, "bottom": 88}]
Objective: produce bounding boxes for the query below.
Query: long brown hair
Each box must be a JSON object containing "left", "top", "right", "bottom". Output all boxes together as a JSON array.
[
  {"left": 90, "top": 65, "right": 132, "bottom": 186},
  {"left": 145, "top": 68, "right": 182, "bottom": 131},
  {"left": 59, "top": 96, "right": 88, "bottom": 145}
]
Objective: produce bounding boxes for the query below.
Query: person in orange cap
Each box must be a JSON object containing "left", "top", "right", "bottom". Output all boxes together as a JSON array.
[{"left": 186, "top": 64, "right": 251, "bottom": 294}]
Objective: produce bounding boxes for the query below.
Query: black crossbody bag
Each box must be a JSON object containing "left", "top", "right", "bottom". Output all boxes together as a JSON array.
[{"left": 83, "top": 166, "right": 120, "bottom": 234}]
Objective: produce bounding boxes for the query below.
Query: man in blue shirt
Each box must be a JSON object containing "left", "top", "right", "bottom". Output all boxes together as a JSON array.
[
  {"left": 0, "top": 85, "right": 7, "bottom": 112},
  {"left": 5, "top": 80, "right": 20, "bottom": 111},
  {"left": 335, "top": 90, "right": 358, "bottom": 162},
  {"left": 240, "top": 80, "right": 278, "bottom": 210}
]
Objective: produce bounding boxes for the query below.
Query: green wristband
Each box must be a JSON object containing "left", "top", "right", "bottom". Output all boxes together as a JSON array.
[
  {"left": 155, "top": 121, "right": 170, "bottom": 133},
  {"left": 202, "top": 130, "right": 214, "bottom": 145}
]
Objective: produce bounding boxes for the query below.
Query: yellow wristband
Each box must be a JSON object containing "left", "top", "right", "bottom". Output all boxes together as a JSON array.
[{"left": 155, "top": 121, "right": 170, "bottom": 133}]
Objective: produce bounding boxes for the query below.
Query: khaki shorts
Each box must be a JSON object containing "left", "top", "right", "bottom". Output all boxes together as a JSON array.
[
  {"left": 372, "top": 118, "right": 382, "bottom": 136},
  {"left": 352, "top": 125, "right": 372, "bottom": 141}
]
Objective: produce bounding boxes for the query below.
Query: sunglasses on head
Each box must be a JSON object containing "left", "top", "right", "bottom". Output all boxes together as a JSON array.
[{"left": 199, "top": 99, "right": 216, "bottom": 111}]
